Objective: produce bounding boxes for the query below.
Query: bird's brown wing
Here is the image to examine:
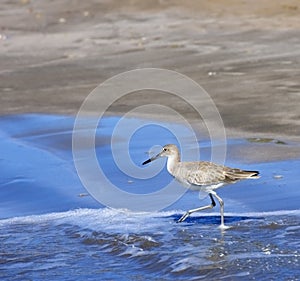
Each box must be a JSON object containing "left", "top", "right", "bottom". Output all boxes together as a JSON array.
[
  {"left": 180, "top": 162, "right": 259, "bottom": 186},
  {"left": 182, "top": 161, "right": 227, "bottom": 186}
]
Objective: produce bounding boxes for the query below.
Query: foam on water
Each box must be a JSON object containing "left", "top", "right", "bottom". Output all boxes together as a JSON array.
[
  {"left": 1, "top": 207, "right": 299, "bottom": 228},
  {"left": 1, "top": 209, "right": 299, "bottom": 280},
  {"left": 0, "top": 114, "right": 299, "bottom": 280}
]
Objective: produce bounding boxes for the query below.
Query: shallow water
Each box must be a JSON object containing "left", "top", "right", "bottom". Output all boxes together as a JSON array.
[
  {"left": 0, "top": 209, "right": 299, "bottom": 281},
  {"left": 0, "top": 114, "right": 299, "bottom": 280}
]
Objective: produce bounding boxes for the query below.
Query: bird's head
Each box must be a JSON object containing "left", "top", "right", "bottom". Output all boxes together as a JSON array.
[{"left": 142, "top": 144, "right": 178, "bottom": 165}]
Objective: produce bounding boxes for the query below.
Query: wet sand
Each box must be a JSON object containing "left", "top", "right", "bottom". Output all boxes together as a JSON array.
[
  {"left": 1, "top": 113, "right": 299, "bottom": 217},
  {"left": 1, "top": 4, "right": 299, "bottom": 279},
  {"left": 1, "top": 0, "right": 300, "bottom": 161}
]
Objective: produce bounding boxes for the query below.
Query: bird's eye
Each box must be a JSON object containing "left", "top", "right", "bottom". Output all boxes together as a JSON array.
[{"left": 163, "top": 148, "right": 167, "bottom": 151}]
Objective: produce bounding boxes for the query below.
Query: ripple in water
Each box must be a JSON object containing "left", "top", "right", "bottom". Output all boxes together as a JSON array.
[{"left": 0, "top": 208, "right": 299, "bottom": 281}]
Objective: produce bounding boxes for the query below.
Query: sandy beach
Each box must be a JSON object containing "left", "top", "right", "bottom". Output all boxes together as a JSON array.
[
  {"left": 1, "top": 0, "right": 300, "bottom": 140},
  {"left": 0, "top": 2, "right": 300, "bottom": 280}
]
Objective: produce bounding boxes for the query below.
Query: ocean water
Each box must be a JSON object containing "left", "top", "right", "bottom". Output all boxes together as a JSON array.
[
  {"left": 1, "top": 209, "right": 299, "bottom": 281},
  {"left": 0, "top": 114, "right": 299, "bottom": 280}
]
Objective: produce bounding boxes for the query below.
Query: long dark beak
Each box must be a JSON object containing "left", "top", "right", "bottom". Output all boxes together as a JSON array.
[{"left": 142, "top": 153, "right": 160, "bottom": 165}]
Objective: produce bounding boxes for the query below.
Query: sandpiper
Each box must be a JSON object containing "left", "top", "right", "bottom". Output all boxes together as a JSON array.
[{"left": 142, "top": 144, "right": 260, "bottom": 228}]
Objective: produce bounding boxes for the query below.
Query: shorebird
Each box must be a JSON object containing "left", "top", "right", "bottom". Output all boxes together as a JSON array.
[{"left": 142, "top": 144, "right": 259, "bottom": 228}]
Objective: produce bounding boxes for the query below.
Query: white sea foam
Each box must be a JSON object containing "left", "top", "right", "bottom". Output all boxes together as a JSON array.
[{"left": 0, "top": 207, "right": 299, "bottom": 231}]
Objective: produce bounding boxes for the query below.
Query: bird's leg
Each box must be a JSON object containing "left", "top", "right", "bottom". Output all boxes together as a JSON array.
[
  {"left": 210, "top": 191, "right": 225, "bottom": 227},
  {"left": 177, "top": 193, "right": 216, "bottom": 223}
]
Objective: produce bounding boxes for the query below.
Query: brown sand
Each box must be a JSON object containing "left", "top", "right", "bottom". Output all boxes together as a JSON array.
[{"left": 1, "top": 0, "right": 300, "bottom": 160}]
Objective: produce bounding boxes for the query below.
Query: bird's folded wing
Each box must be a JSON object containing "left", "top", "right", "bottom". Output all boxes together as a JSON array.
[{"left": 183, "top": 162, "right": 226, "bottom": 186}]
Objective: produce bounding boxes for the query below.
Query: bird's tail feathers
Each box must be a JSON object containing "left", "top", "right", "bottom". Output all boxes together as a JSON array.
[{"left": 224, "top": 168, "right": 260, "bottom": 182}]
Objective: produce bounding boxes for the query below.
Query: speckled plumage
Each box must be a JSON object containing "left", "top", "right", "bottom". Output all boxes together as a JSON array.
[{"left": 142, "top": 144, "right": 260, "bottom": 227}]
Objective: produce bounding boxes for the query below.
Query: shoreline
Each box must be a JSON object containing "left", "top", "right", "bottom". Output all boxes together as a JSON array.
[
  {"left": 1, "top": 112, "right": 299, "bottom": 164},
  {"left": 0, "top": 0, "right": 299, "bottom": 155}
]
